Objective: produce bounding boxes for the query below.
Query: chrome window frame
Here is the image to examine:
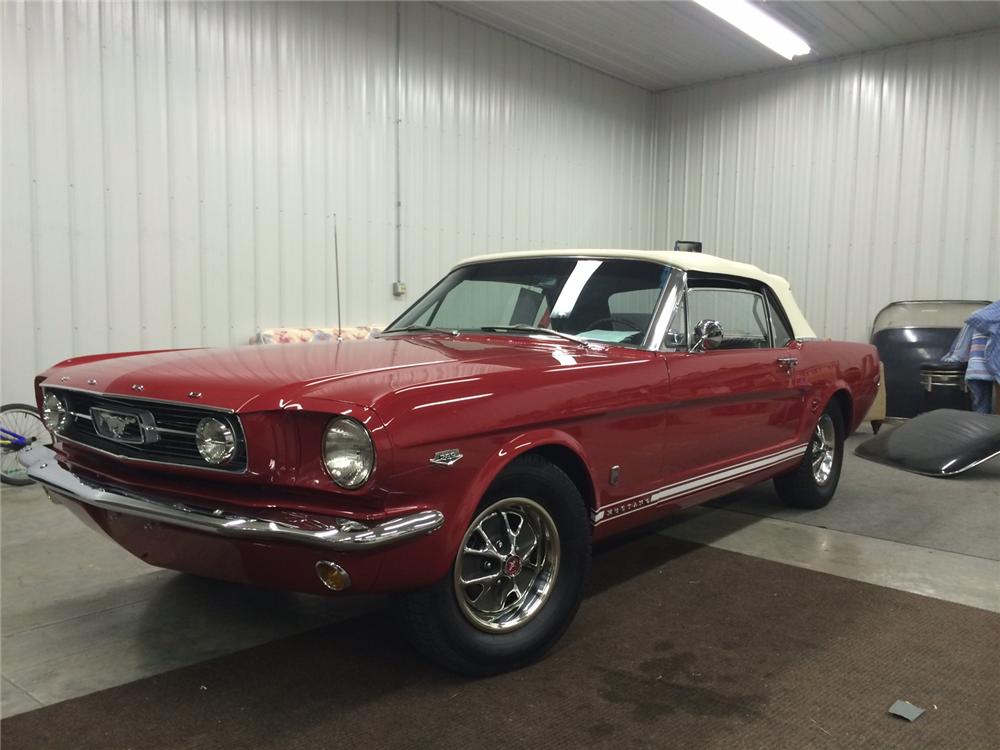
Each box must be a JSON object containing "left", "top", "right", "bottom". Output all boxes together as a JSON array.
[
  {"left": 760, "top": 285, "right": 797, "bottom": 348},
  {"left": 387, "top": 255, "right": 687, "bottom": 353},
  {"left": 675, "top": 284, "right": 775, "bottom": 352},
  {"left": 645, "top": 267, "right": 687, "bottom": 351}
]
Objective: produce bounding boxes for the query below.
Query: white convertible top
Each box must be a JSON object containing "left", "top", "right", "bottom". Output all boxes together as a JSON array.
[{"left": 456, "top": 249, "right": 817, "bottom": 340}]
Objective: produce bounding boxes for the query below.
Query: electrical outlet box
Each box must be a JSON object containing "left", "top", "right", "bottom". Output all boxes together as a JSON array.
[{"left": 392, "top": 281, "right": 407, "bottom": 297}]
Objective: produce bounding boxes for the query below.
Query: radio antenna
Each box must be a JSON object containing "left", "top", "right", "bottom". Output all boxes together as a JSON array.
[{"left": 333, "top": 213, "right": 343, "bottom": 341}]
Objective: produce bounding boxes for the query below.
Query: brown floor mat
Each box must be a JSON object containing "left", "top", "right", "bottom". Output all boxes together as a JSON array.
[{"left": 3, "top": 535, "right": 998, "bottom": 749}]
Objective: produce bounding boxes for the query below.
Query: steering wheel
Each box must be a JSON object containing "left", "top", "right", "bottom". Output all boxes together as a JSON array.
[{"left": 583, "top": 316, "right": 642, "bottom": 332}]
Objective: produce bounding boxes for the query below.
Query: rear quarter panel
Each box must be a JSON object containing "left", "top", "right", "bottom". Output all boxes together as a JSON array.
[{"left": 793, "top": 339, "right": 880, "bottom": 434}]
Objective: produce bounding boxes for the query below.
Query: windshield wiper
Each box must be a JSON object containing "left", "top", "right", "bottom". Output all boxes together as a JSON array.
[
  {"left": 479, "top": 324, "right": 595, "bottom": 349},
  {"left": 382, "top": 324, "right": 459, "bottom": 336}
]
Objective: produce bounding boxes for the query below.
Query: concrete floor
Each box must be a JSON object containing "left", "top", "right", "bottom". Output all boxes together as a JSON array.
[{"left": 2, "top": 431, "right": 998, "bottom": 718}]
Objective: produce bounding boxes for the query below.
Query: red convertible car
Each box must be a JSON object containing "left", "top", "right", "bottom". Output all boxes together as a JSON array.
[{"left": 22, "top": 249, "right": 879, "bottom": 674}]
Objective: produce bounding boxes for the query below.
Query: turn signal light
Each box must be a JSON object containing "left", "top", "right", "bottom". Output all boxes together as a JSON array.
[{"left": 315, "top": 560, "right": 351, "bottom": 591}]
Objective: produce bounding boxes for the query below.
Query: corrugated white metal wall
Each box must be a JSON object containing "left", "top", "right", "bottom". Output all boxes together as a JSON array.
[
  {"left": 1, "top": 0, "right": 653, "bottom": 403},
  {"left": 400, "top": 3, "right": 654, "bottom": 300},
  {"left": 651, "top": 30, "right": 1000, "bottom": 343},
  {"left": 4, "top": 1, "right": 996, "bottom": 405}
]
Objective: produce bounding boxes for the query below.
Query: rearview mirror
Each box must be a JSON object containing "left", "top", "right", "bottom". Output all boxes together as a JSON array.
[{"left": 692, "top": 319, "right": 724, "bottom": 352}]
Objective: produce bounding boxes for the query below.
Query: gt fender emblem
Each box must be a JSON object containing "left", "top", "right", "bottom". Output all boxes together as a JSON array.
[{"left": 430, "top": 449, "right": 463, "bottom": 466}]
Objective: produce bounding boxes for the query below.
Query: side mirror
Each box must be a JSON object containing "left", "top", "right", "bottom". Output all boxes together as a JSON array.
[{"left": 692, "top": 319, "right": 724, "bottom": 352}]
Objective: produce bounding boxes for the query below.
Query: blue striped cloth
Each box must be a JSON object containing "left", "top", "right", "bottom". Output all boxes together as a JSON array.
[
  {"left": 965, "top": 300, "right": 1000, "bottom": 382},
  {"left": 965, "top": 332, "right": 991, "bottom": 382},
  {"left": 942, "top": 301, "right": 999, "bottom": 413}
]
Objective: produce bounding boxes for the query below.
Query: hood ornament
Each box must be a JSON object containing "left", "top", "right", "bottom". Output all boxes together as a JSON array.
[{"left": 131, "top": 384, "right": 144, "bottom": 392}]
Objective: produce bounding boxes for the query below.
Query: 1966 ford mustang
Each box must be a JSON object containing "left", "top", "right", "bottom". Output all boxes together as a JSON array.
[{"left": 22, "top": 249, "right": 879, "bottom": 675}]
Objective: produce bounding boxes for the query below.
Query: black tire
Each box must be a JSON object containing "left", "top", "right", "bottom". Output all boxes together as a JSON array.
[
  {"left": 1, "top": 403, "right": 49, "bottom": 487},
  {"left": 871, "top": 420, "right": 882, "bottom": 435},
  {"left": 774, "top": 403, "right": 845, "bottom": 510},
  {"left": 393, "top": 453, "right": 591, "bottom": 676}
]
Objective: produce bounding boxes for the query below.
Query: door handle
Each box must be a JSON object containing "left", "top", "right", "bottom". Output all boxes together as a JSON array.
[{"left": 777, "top": 356, "right": 798, "bottom": 372}]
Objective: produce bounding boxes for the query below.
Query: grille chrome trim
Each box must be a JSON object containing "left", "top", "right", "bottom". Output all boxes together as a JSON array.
[
  {"left": 57, "top": 435, "right": 250, "bottom": 475},
  {"left": 41, "top": 384, "right": 236, "bottom": 413},
  {"left": 90, "top": 405, "right": 158, "bottom": 445},
  {"left": 150, "top": 426, "right": 197, "bottom": 437},
  {"left": 44, "top": 387, "right": 247, "bottom": 474}
]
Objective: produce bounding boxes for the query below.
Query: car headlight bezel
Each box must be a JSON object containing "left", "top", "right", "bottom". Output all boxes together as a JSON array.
[
  {"left": 195, "top": 416, "right": 237, "bottom": 465},
  {"left": 42, "top": 391, "right": 69, "bottom": 432},
  {"left": 322, "top": 416, "right": 375, "bottom": 489}
]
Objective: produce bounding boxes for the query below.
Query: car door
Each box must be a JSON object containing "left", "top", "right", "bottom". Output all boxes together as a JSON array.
[{"left": 661, "top": 278, "right": 807, "bottom": 480}]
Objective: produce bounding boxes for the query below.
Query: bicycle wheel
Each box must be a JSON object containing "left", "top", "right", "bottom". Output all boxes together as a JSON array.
[{"left": 1, "top": 403, "right": 51, "bottom": 486}]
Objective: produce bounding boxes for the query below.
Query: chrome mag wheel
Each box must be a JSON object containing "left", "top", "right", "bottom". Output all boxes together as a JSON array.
[
  {"left": 454, "top": 497, "right": 561, "bottom": 633},
  {"left": 811, "top": 413, "right": 836, "bottom": 485}
]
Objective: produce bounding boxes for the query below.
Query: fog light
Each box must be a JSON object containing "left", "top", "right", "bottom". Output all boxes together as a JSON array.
[
  {"left": 316, "top": 560, "right": 351, "bottom": 591},
  {"left": 42, "top": 391, "right": 68, "bottom": 432},
  {"left": 195, "top": 417, "right": 236, "bottom": 465}
]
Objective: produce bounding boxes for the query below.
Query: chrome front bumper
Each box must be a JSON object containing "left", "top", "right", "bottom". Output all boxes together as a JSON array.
[{"left": 18, "top": 446, "right": 444, "bottom": 552}]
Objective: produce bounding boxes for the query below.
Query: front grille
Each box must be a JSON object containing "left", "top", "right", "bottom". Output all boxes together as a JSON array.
[{"left": 48, "top": 388, "right": 247, "bottom": 472}]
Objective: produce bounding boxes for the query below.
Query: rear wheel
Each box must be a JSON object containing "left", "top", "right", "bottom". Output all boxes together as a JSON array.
[
  {"left": 774, "top": 404, "right": 844, "bottom": 509},
  {"left": 394, "top": 454, "right": 591, "bottom": 676}
]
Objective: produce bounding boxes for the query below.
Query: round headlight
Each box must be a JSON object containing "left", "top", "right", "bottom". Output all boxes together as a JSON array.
[
  {"left": 195, "top": 417, "right": 236, "bottom": 465},
  {"left": 42, "top": 391, "right": 68, "bottom": 432},
  {"left": 323, "top": 417, "right": 375, "bottom": 489}
]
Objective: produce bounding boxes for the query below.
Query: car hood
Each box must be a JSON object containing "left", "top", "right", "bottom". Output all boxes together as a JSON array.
[{"left": 41, "top": 335, "right": 624, "bottom": 412}]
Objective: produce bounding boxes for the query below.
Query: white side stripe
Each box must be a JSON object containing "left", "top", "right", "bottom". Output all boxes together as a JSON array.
[
  {"left": 593, "top": 443, "right": 809, "bottom": 525},
  {"left": 649, "top": 446, "right": 806, "bottom": 502}
]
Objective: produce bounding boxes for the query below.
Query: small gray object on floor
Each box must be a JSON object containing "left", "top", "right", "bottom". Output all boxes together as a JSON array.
[{"left": 888, "top": 699, "right": 926, "bottom": 721}]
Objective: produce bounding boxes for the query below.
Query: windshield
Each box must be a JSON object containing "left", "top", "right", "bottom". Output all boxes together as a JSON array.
[{"left": 386, "top": 258, "right": 672, "bottom": 347}]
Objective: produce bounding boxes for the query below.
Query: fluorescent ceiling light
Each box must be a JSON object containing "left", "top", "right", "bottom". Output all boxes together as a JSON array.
[{"left": 693, "top": 0, "right": 811, "bottom": 60}]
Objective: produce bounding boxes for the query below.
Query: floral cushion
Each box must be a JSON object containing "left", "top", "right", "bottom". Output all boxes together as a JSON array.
[{"left": 249, "top": 326, "right": 380, "bottom": 345}]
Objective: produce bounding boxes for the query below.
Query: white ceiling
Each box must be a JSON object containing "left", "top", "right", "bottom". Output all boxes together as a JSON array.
[{"left": 441, "top": 1, "right": 1000, "bottom": 90}]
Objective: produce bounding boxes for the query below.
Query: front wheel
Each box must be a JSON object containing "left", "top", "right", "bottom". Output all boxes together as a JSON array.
[
  {"left": 394, "top": 454, "right": 591, "bottom": 676},
  {"left": 774, "top": 404, "right": 844, "bottom": 509}
]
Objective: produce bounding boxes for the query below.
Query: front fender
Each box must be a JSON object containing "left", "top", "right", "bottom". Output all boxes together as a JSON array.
[
  {"left": 370, "top": 428, "right": 597, "bottom": 592},
  {"left": 459, "top": 428, "right": 598, "bottom": 533}
]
